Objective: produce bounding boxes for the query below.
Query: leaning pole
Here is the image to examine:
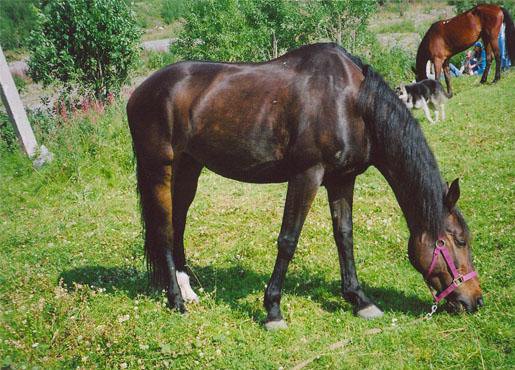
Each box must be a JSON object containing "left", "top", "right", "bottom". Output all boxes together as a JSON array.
[{"left": 0, "top": 44, "right": 52, "bottom": 167}]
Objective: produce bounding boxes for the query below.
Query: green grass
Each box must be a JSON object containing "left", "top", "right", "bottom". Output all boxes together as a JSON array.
[
  {"left": 374, "top": 19, "right": 416, "bottom": 34},
  {"left": 1, "top": 71, "right": 514, "bottom": 368}
]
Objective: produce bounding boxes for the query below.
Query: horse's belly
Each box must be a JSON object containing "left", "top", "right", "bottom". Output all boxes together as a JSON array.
[
  {"left": 203, "top": 159, "right": 291, "bottom": 183},
  {"left": 186, "top": 135, "right": 292, "bottom": 183}
]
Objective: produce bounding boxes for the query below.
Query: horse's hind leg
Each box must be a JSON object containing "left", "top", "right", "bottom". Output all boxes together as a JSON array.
[
  {"left": 172, "top": 154, "right": 203, "bottom": 303},
  {"left": 326, "top": 178, "right": 383, "bottom": 319},
  {"left": 491, "top": 38, "right": 502, "bottom": 82},
  {"left": 136, "top": 157, "right": 186, "bottom": 312},
  {"left": 264, "top": 165, "right": 324, "bottom": 330}
]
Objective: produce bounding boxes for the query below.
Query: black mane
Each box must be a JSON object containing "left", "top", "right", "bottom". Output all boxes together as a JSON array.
[{"left": 356, "top": 63, "right": 446, "bottom": 238}]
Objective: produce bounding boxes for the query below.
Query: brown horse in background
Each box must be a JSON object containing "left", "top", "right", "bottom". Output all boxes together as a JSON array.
[
  {"left": 416, "top": 4, "right": 515, "bottom": 96},
  {"left": 127, "top": 44, "right": 483, "bottom": 329}
]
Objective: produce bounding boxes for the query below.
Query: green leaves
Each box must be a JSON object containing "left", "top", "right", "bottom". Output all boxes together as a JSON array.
[
  {"left": 27, "top": 0, "right": 142, "bottom": 100},
  {"left": 172, "top": 0, "right": 377, "bottom": 63}
]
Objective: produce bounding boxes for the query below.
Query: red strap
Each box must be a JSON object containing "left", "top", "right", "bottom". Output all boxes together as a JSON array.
[{"left": 425, "top": 238, "right": 478, "bottom": 304}]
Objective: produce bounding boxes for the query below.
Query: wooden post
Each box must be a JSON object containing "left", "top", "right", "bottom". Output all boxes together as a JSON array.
[{"left": 0, "top": 44, "right": 51, "bottom": 166}]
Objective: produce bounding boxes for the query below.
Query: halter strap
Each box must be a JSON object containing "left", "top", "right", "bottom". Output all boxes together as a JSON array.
[{"left": 425, "top": 238, "right": 477, "bottom": 303}]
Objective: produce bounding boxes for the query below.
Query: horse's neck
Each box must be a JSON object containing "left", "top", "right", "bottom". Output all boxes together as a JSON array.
[{"left": 374, "top": 142, "right": 444, "bottom": 237}]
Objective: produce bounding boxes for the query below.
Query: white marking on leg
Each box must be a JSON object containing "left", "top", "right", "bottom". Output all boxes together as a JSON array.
[
  {"left": 421, "top": 99, "right": 434, "bottom": 124},
  {"left": 176, "top": 271, "right": 199, "bottom": 303},
  {"left": 357, "top": 304, "right": 384, "bottom": 320},
  {"left": 264, "top": 319, "right": 288, "bottom": 331}
]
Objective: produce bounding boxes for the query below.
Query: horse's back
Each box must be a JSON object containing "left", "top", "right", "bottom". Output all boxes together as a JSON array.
[{"left": 128, "top": 44, "right": 369, "bottom": 183}]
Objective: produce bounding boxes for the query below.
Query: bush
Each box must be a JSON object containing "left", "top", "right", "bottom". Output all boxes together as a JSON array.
[
  {"left": 0, "top": 0, "right": 38, "bottom": 50},
  {"left": 368, "top": 44, "right": 415, "bottom": 86},
  {"left": 161, "top": 0, "right": 188, "bottom": 24},
  {"left": 28, "top": 0, "right": 142, "bottom": 101},
  {"left": 0, "top": 113, "right": 18, "bottom": 152},
  {"left": 172, "top": 0, "right": 376, "bottom": 62}
]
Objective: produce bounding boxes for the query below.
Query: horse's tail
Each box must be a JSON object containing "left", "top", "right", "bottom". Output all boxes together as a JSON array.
[
  {"left": 127, "top": 88, "right": 173, "bottom": 289},
  {"left": 502, "top": 7, "right": 515, "bottom": 63}
]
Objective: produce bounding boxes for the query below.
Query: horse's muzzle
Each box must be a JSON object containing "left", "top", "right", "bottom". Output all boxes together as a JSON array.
[{"left": 447, "top": 294, "right": 484, "bottom": 313}]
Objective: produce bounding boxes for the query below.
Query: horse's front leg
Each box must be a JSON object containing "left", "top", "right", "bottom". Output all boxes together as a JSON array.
[
  {"left": 264, "top": 165, "right": 324, "bottom": 330},
  {"left": 326, "top": 178, "right": 383, "bottom": 319}
]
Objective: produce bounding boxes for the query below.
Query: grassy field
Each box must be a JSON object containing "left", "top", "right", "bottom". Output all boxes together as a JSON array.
[{"left": 1, "top": 71, "right": 514, "bottom": 369}]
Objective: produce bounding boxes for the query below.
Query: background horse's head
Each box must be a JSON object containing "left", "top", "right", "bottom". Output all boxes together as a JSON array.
[{"left": 409, "top": 179, "right": 483, "bottom": 313}]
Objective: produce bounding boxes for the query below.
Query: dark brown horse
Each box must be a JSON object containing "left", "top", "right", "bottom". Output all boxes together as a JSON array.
[
  {"left": 127, "top": 43, "right": 482, "bottom": 329},
  {"left": 416, "top": 4, "right": 515, "bottom": 96}
]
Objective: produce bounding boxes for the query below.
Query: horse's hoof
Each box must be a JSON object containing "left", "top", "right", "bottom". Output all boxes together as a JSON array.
[
  {"left": 357, "top": 304, "right": 384, "bottom": 320},
  {"left": 168, "top": 299, "right": 187, "bottom": 314},
  {"left": 480, "top": 80, "right": 487, "bottom": 84},
  {"left": 264, "top": 319, "right": 288, "bottom": 331}
]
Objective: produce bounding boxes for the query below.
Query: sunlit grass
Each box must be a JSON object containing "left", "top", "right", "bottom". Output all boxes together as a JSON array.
[{"left": 0, "top": 70, "right": 513, "bottom": 369}]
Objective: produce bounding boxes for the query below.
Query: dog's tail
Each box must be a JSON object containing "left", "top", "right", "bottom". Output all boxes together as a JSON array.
[{"left": 502, "top": 7, "right": 515, "bottom": 64}]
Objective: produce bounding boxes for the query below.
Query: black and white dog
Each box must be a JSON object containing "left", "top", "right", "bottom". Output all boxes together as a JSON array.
[{"left": 395, "top": 79, "right": 450, "bottom": 124}]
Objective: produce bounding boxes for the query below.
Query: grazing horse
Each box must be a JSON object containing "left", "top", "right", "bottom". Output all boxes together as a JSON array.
[
  {"left": 127, "top": 43, "right": 482, "bottom": 329},
  {"left": 416, "top": 4, "right": 515, "bottom": 96}
]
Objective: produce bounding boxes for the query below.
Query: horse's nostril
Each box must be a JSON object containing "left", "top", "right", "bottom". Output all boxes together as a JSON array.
[{"left": 477, "top": 296, "right": 484, "bottom": 308}]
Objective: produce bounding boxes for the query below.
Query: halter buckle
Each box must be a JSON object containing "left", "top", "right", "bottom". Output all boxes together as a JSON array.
[{"left": 453, "top": 275, "right": 464, "bottom": 286}]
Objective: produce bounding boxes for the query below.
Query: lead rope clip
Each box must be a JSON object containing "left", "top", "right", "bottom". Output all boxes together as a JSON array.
[{"left": 425, "top": 304, "right": 438, "bottom": 319}]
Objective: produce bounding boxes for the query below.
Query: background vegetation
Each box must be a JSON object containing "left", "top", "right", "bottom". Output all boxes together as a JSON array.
[
  {"left": 28, "top": 0, "right": 141, "bottom": 101},
  {"left": 0, "top": 0, "right": 38, "bottom": 51}
]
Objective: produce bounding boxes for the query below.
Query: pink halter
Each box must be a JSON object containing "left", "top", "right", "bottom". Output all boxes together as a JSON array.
[{"left": 425, "top": 238, "right": 477, "bottom": 303}]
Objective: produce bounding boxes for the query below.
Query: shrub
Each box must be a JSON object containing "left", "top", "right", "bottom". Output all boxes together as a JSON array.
[
  {"left": 0, "top": 0, "right": 38, "bottom": 50},
  {"left": 367, "top": 44, "right": 415, "bottom": 86},
  {"left": 161, "top": 0, "right": 188, "bottom": 24},
  {"left": 172, "top": 0, "right": 376, "bottom": 62},
  {"left": 28, "top": 0, "right": 142, "bottom": 101},
  {"left": 0, "top": 113, "right": 18, "bottom": 152}
]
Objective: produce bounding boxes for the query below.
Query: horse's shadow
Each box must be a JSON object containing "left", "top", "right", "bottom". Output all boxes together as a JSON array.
[{"left": 59, "top": 264, "right": 429, "bottom": 319}]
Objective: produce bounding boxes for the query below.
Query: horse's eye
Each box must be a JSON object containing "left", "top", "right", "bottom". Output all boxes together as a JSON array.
[{"left": 454, "top": 236, "right": 466, "bottom": 247}]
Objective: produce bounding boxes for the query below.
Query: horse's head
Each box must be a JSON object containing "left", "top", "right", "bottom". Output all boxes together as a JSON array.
[{"left": 409, "top": 179, "right": 483, "bottom": 313}]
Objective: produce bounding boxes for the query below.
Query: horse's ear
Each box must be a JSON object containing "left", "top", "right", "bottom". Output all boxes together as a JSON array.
[{"left": 445, "top": 178, "right": 460, "bottom": 210}]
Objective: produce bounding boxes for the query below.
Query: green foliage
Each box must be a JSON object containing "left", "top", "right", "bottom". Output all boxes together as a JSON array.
[
  {"left": 368, "top": 44, "right": 415, "bottom": 86},
  {"left": 0, "top": 113, "right": 17, "bottom": 152},
  {"left": 0, "top": 0, "right": 38, "bottom": 50},
  {"left": 448, "top": 0, "right": 515, "bottom": 15},
  {"left": 374, "top": 19, "right": 417, "bottom": 34},
  {"left": 12, "top": 75, "right": 28, "bottom": 93},
  {"left": 172, "top": 0, "right": 377, "bottom": 62},
  {"left": 144, "top": 51, "right": 178, "bottom": 71},
  {"left": 161, "top": 0, "right": 188, "bottom": 24},
  {"left": 313, "top": 0, "right": 377, "bottom": 53},
  {"left": 28, "top": 0, "right": 142, "bottom": 100}
]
